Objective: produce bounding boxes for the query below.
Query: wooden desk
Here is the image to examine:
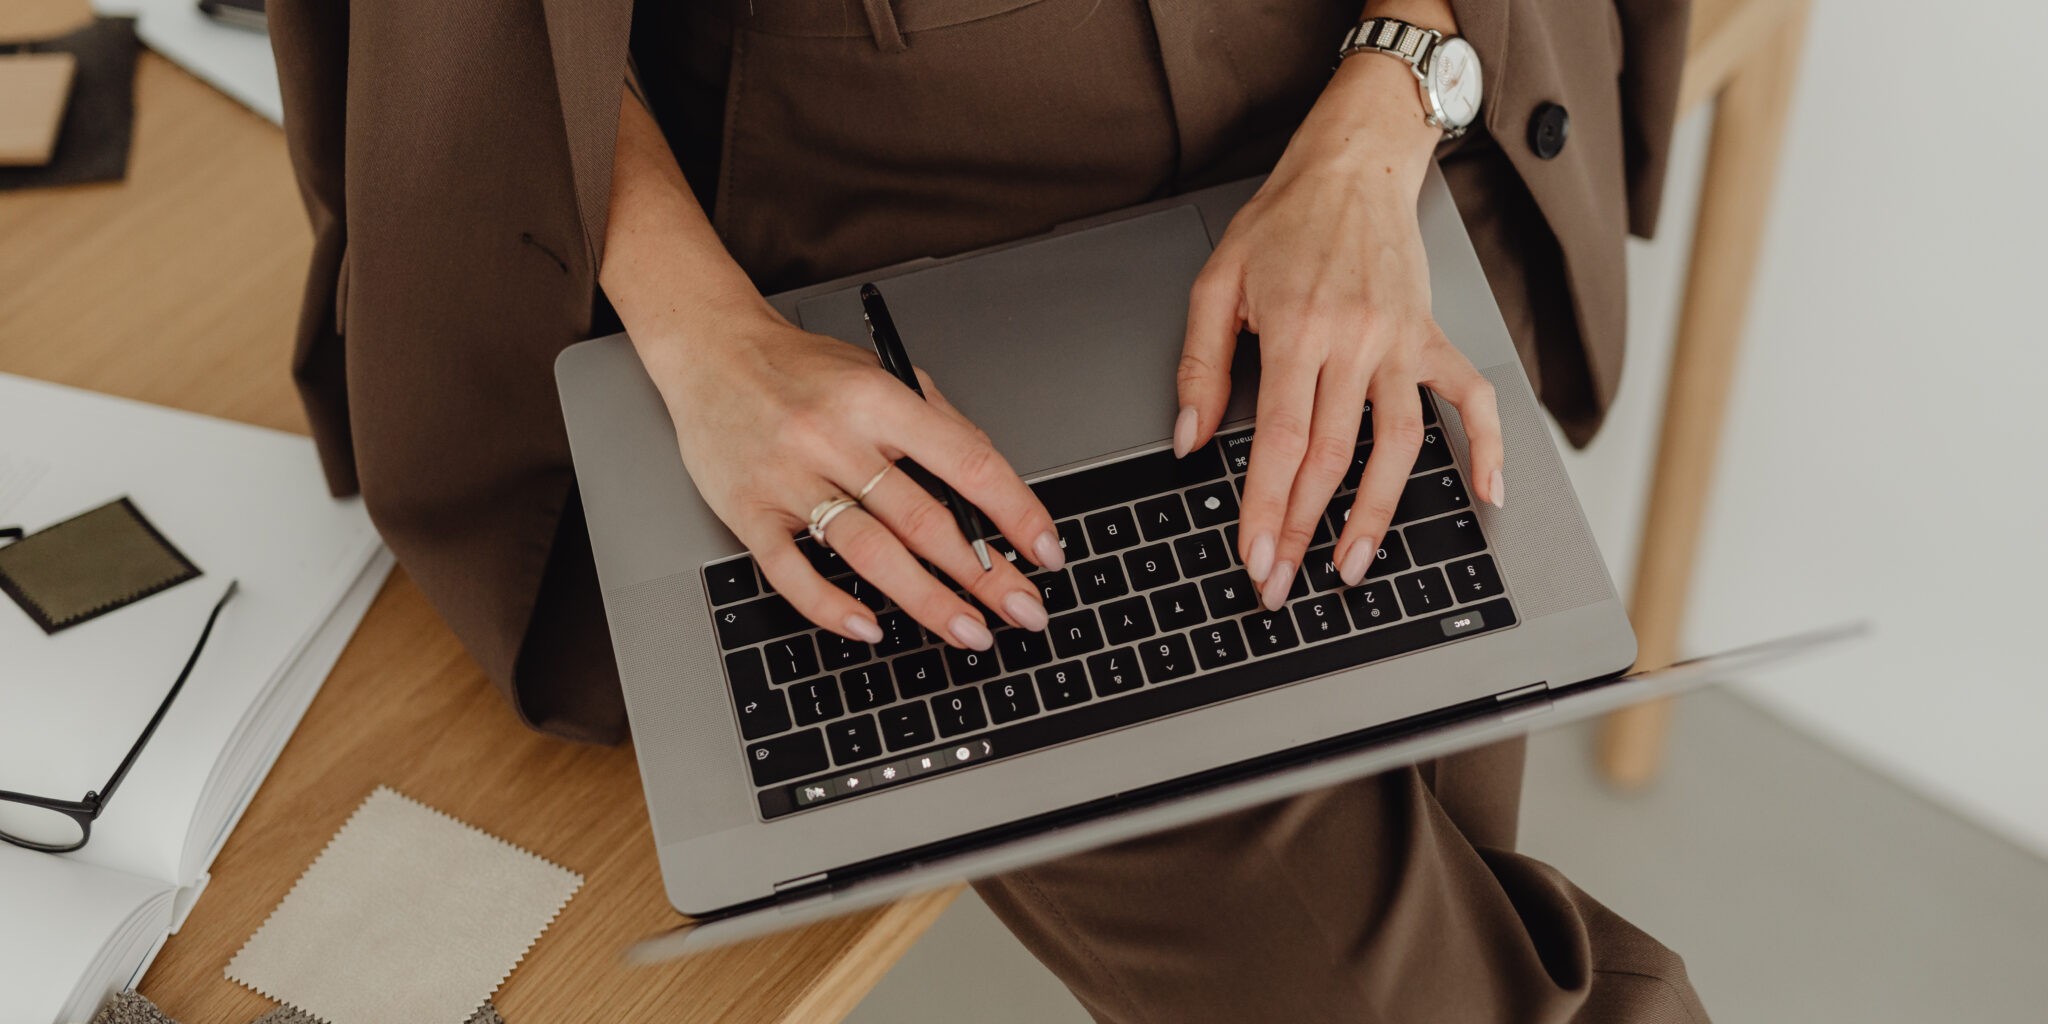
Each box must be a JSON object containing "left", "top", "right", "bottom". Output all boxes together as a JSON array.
[
  {"left": 0, "top": 3, "right": 952, "bottom": 1022},
  {"left": 0, "top": 0, "right": 1806, "bottom": 1018}
]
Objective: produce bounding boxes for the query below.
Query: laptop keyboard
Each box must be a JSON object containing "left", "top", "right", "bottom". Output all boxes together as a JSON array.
[{"left": 705, "top": 391, "right": 1517, "bottom": 820}]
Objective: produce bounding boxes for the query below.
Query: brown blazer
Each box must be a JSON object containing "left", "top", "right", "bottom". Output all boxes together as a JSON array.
[{"left": 269, "top": 0, "right": 1688, "bottom": 743}]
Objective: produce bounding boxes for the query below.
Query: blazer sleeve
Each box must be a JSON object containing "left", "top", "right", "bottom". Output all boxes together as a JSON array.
[
  {"left": 269, "top": 0, "right": 360, "bottom": 497},
  {"left": 1442, "top": 0, "right": 1690, "bottom": 444}
]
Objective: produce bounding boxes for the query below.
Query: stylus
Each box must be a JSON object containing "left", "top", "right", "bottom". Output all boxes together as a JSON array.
[{"left": 858, "top": 283, "right": 995, "bottom": 572}]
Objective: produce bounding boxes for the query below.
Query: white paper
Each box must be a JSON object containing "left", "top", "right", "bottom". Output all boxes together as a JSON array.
[
  {"left": 0, "top": 844, "right": 171, "bottom": 1024},
  {"left": 0, "top": 375, "right": 380, "bottom": 887},
  {"left": 92, "top": 0, "right": 283, "bottom": 124}
]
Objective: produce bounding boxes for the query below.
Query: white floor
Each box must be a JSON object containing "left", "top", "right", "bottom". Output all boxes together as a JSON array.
[{"left": 847, "top": 691, "right": 2048, "bottom": 1024}]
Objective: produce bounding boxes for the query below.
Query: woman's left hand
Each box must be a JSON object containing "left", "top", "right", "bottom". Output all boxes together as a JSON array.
[{"left": 1174, "top": 52, "right": 1505, "bottom": 612}]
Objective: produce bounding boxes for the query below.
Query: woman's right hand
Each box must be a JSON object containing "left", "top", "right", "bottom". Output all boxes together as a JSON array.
[{"left": 636, "top": 306, "right": 1062, "bottom": 652}]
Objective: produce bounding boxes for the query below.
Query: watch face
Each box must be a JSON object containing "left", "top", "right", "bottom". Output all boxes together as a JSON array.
[{"left": 1428, "top": 38, "right": 1483, "bottom": 128}]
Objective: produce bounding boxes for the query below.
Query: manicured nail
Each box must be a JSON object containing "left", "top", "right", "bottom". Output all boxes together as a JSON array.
[
  {"left": 1003, "top": 591, "right": 1049, "bottom": 632},
  {"left": 1260, "top": 562, "right": 1295, "bottom": 611},
  {"left": 1033, "top": 530, "right": 1066, "bottom": 571},
  {"left": 1339, "top": 542, "right": 1375, "bottom": 586},
  {"left": 1172, "top": 406, "right": 1199, "bottom": 459},
  {"left": 1247, "top": 533, "right": 1275, "bottom": 582},
  {"left": 1489, "top": 469, "right": 1506, "bottom": 509},
  {"left": 950, "top": 614, "right": 994, "bottom": 651},
  {"left": 846, "top": 615, "right": 885, "bottom": 645}
]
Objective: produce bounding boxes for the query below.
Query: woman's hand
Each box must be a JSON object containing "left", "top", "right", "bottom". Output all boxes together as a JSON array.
[
  {"left": 639, "top": 307, "right": 1061, "bottom": 650},
  {"left": 1174, "top": 49, "right": 1505, "bottom": 612}
]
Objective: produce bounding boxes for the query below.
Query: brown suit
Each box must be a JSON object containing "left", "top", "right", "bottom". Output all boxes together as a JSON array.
[{"left": 271, "top": 1, "right": 1702, "bottom": 1020}]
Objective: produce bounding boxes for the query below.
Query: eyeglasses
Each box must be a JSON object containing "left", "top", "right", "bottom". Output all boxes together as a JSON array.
[{"left": 0, "top": 580, "right": 238, "bottom": 853}]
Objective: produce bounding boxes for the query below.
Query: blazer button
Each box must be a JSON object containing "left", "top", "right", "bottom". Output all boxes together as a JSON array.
[{"left": 1528, "top": 102, "right": 1570, "bottom": 159}]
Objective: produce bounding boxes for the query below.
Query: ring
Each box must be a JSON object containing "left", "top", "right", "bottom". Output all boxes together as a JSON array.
[
  {"left": 806, "top": 495, "right": 861, "bottom": 547},
  {"left": 856, "top": 463, "right": 896, "bottom": 502}
]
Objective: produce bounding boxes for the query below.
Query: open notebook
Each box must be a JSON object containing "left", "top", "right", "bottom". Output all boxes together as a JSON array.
[{"left": 0, "top": 375, "right": 391, "bottom": 1024}]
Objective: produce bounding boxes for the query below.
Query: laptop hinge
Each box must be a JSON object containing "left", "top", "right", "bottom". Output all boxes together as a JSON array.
[
  {"left": 1493, "top": 681, "right": 1554, "bottom": 725},
  {"left": 1494, "top": 681, "right": 1550, "bottom": 703},
  {"left": 773, "top": 871, "right": 830, "bottom": 894}
]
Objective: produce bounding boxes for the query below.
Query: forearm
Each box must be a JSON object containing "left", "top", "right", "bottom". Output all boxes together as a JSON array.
[{"left": 599, "top": 93, "right": 774, "bottom": 375}]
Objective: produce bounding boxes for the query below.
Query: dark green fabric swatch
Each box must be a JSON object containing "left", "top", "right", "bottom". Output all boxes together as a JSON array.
[{"left": 0, "top": 497, "right": 199, "bottom": 633}]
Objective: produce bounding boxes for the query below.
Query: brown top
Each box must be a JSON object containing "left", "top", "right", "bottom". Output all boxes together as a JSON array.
[{"left": 267, "top": 0, "right": 1688, "bottom": 742}]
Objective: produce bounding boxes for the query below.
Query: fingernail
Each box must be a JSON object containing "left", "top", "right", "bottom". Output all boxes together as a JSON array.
[
  {"left": 1247, "top": 533, "right": 1275, "bottom": 582},
  {"left": 846, "top": 615, "right": 885, "bottom": 645},
  {"left": 950, "top": 614, "right": 994, "bottom": 651},
  {"left": 1260, "top": 562, "right": 1295, "bottom": 611},
  {"left": 1172, "top": 406, "right": 1199, "bottom": 459},
  {"left": 1340, "top": 542, "right": 1375, "bottom": 586},
  {"left": 1003, "top": 591, "right": 1049, "bottom": 631},
  {"left": 1033, "top": 530, "right": 1066, "bottom": 571},
  {"left": 1489, "top": 469, "right": 1506, "bottom": 509}
]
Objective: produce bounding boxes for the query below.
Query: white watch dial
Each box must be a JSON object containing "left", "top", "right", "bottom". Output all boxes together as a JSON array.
[{"left": 1427, "top": 38, "right": 1483, "bottom": 129}]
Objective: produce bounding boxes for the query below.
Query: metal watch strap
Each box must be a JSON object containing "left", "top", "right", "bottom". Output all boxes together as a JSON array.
[{"left": 1338, "top": 16, "right": 1440, "bottom": 72}]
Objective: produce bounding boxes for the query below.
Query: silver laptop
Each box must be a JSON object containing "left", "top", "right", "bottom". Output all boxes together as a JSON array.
[{"left": 556, "top": 169, "right": 1850, "bottom": 958}]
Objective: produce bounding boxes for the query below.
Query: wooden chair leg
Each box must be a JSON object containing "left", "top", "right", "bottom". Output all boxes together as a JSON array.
[{"left": 1597, "top": 1, "right": 1812, "bottom": 790}]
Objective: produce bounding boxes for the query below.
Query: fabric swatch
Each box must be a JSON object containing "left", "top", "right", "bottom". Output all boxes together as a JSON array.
[
  {"left": 85, "top": 989, "right": 508, "bottom": 1024},
  {"left": 0, "top": 497, "right": 200, "bottom": 634},
  {"left": 225, "top": 787, "right": 578, "bottom": 1024},
  {"left": 0, "top": 17, "right": 138, "bottom": 191}
]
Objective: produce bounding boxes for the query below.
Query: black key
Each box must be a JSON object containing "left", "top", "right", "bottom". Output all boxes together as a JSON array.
[
  {"left": 1405, "top": 511, "right": 1487, "bottom": 566},
  {"left": 1135, "top": 494, "right": 1192, "bottom": 541},
  {"left": 1122, "top": 543, "right": 1180, "bottom": 591},
  {"left": 944, "top": 645, "right": 1002, "bottom": 685},
  {"left": 994, "top": 626, "right": 1054, "bottom": 672},
  {"left": 818, "top": 633, "right": 871, "bottom": 671},
  {"left": 1312, "top": 516, "right": 1333, "bottom": 546},
  {"left": 1185, "top": 479, "right": 1239, "bottom": 529},
  {"left": 879, "top": 703, "right": 936, "bottom": 751},
  {"left": 1032, "top": 570, "right": 1079, "bottom": 614},
  {"left": 726, "top": 651, "right": 791, "bottom": 740},
  {"left": 1344, "top": 580, "right": 1403, "bottom": 629},
  {"left": 892, "top": 649, "right": 947, "bottom": 698},
  {"left": 748, "top": 728, "right": 829, "bottom": 786},
  {"left": 1419, "top": 386, "right": 1439, "bottom": 424},
  {"left": 932, "top": 689, "right": 988, "bottom": 737},
  {"left": 1414, "top": 425, "right": 1453, "bottom": 471},
  {"left": 705, "top": 559, "right": 758, "bottom": 606},
  {"left": 714, "top": 595, "right": 809, "bottom": 650},
  {"left": 1325, "top": 494, "right": 1355, "bottom": 539},
  {"left": 1055, "top": 518, "right": 1089, "bottom": 561},
  {"left": 1035, "top": 662, "right": 1093, "bottom": 709},
  {"left": 1241, "top": 611, "right": 1300, "bottom": 657},
  {"left": 1303, "top": 546, "right": 1344, "bottom": 592},
  {"left": 1357, "top": 399, "right": 1375, "bottom": 442},
  {"left": 789, "top": 677, "right": 844, "bottom": 725},
  {"left": 1083, "top": 506, "right": 1141, "bottom": 554},
  {"left": 765, "top": 635, "right": 821, "bottom": 684},
  {"left": 1100, "top": 596, "right": 1157, "bottom": 645},
  {"left": 826, "top": 714, "right": 882, "bottom": 763},
  {"left": 983, "top": 676, "right": 1041, "bottom": 723},
  {"left": 1192, "top": 620, "right": 1249, "bottom": 670},
  {"left": 1396, "top": 567, "right": 1454, "bottom": 615},
  {"left": 1368, "top": 531, "right": 1412, "bottom": 579},
  {"left": 1201, "top": 572, "right": 1259, "bottom": 617},
  {"left": 1393, "top": 471, "right": 1471, "bottom": 524},
  {"left": 832, "top": 573, "right": 889, "bottom": 612},
  {"left": 1172, "top": 530, "right": 1232, "bottom": 579},
  {"left": 1086, "top": 647, "right": 1143, "bottom": 696},
  {"left": 1292, "top": 593, "right": 1351, "bottom": 643},
  {"left": 1138, "top": 633, "right": 1197, "bottom": 683},
  {"left": 795, "top": 534, "right": 849, "bottom": 579},
  {"left": 1218, "top": 430, "right": 1255, "bottom": 474},
  {"left": 839, "top": 665, "right": 893, "bottom": 713},
  {"left": 1034, "top": 444, "right": 1227, "bottom": 519},
  {"left": 1072, "top": 557, "right": 1129, "bottom": 604},
  {"left": 1446, "top": 554, "right": 1505, "bottom": 602},
  {"left": 1340, "top": 442, "right": 1374, "bottom": 492},
  {"left": 875, "top": 609, "right": 924, "bottom": 657},
  {"left": 1149, "top": 582, "right": 1208, "bottom": 632},
  {"left": 1049, "top": 609, "right": 1106, "bottom": 657}
]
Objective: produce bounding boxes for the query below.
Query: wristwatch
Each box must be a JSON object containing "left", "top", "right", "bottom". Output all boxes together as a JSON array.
[{"left": 1338, "top": 17, "right": 1484, "bottom": 140}]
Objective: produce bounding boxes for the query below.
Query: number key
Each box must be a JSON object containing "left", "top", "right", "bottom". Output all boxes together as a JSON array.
[
  {"left": 1345, "top": 580, "right": 1403, "bottom": 629},
  {"left": 983, "top": 676, "right": 1041, "bottom": 723},
  {"left": 1446, "top": 554, "right": 1505, "bottom": 601},
  {"left": 932, "top": 689, "right": 988, "bottom": 737},
  {"left": 1292, "top": 594, "right": 1351, "bottom": 642},
  {"left": 1192, "top": 620, "right": 1249, "bottom": 670}
]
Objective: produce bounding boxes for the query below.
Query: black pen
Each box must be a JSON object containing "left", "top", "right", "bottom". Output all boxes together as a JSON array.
[{"left": 860, "top": 283, "right": 995, "bottom": 572}]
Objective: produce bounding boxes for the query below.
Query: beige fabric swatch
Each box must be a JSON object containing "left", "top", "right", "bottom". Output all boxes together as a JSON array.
[{"left": 226, "top": 787, "right": 579, "bottom": 1024}]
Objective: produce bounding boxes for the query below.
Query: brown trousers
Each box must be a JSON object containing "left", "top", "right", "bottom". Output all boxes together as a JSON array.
[{"left": 624, "top": 2, "right": 1707, "bottom": 1020}]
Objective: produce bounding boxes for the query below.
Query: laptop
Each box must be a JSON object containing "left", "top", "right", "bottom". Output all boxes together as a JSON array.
[{"left": 555, "top": 169, "right": 1851, "bottom": 958}]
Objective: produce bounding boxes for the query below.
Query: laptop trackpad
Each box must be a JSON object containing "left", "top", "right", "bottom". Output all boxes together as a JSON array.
[{"left": 794, "top": 205, "right": 1236, "bottom": 478}]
